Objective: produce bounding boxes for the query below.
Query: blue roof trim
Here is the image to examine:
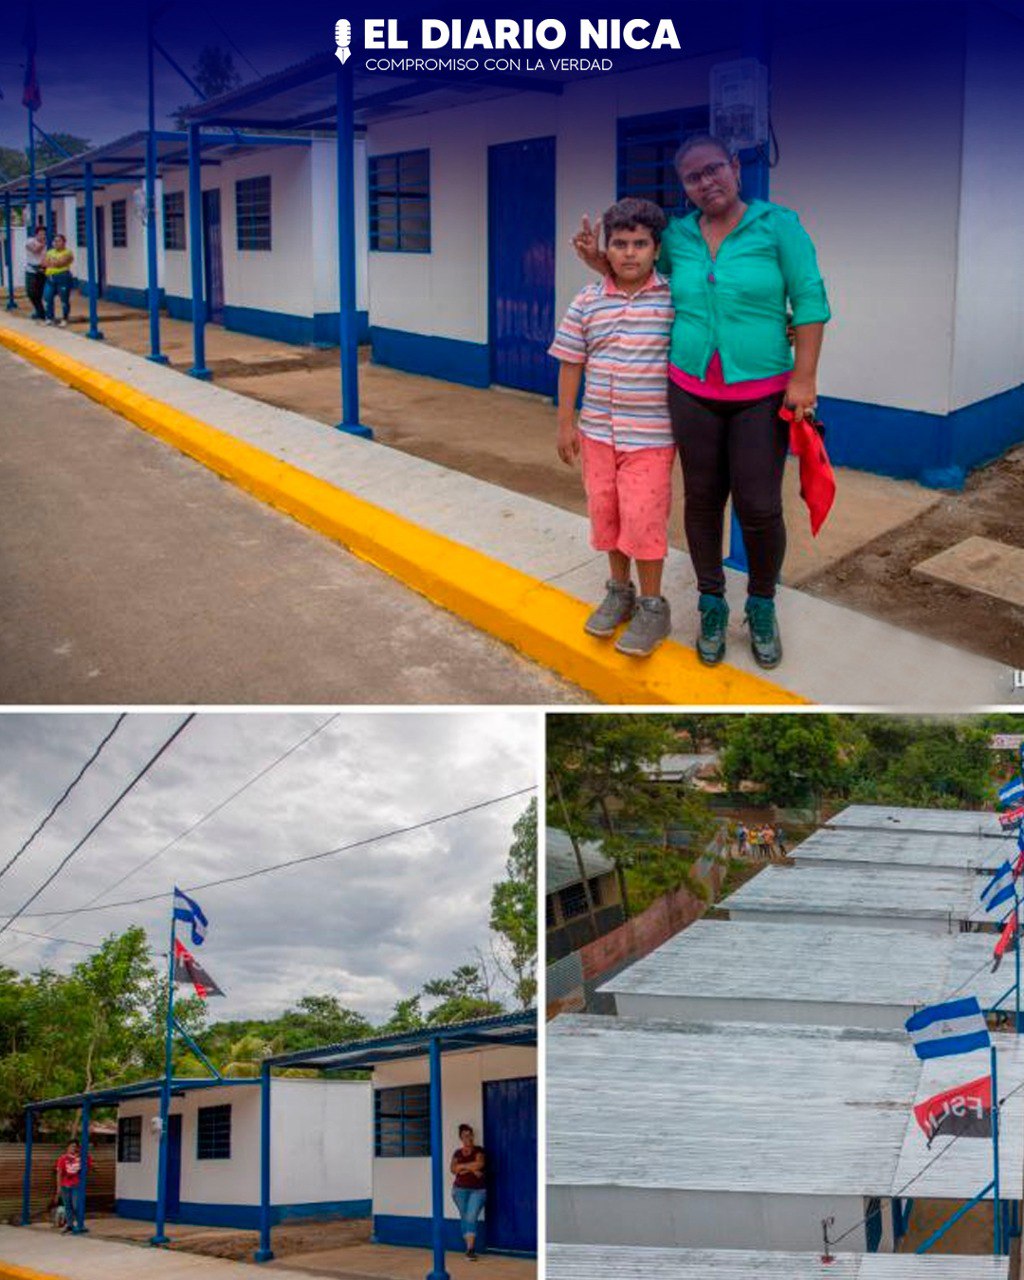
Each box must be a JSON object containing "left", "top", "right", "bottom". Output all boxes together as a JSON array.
[{"left": 27, "top": 1075, "right": 259, "bottom": 1113}]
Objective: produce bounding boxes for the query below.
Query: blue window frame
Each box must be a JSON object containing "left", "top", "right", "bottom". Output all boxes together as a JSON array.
[
  {"left": 368, "top": 149, "right": 430, "bottom": 253},
  {"left": 235, "top": 176, "right": 271, "bottom": 251},
  {"left": 117, "top": 1115, "right": 141, "bottom": 1163},
  {"left": 617, "top": 107, "right": 710, "bottom": 215},
  {"left": 374, "top": 1084, "right": 430, "bottom": 1157},
  {"left": 196, "top": 1103, "right": 231, "bottom": 1160},
  {"left": 111, "top": 199, "right": 127, "bottom": 248},
  {"left": 163, "top": 191, "right": 186, "bottom": 251},
  {"left": 75, "top": 206, "right": 86, "bottom": 248}
]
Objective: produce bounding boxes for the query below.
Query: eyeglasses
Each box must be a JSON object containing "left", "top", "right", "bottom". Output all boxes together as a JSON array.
[{"left": 680, "top": 160, "right": 730, "bottom": 188}]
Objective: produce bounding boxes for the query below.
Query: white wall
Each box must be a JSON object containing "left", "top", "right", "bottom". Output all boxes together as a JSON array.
[
  {"left": 547, "top": 1185, "right": 870, "bottom": 1252},
  {"left": 613, "top": 991, "right": 908, "bottom": 1031},
  {"left": 311, "top": 136, "right": 369, "bottom": 315},
  {"left": 950, "top": 5, "right": 1024, "bottom": 408},
  {"left": 116, "top": 1080, "right": 371, "bottom": 1208},
  {"left": 372, "top": 1044, "right": 536, "bottom": 1219},
  {"left": 92, "top": 182, "right": 152, "bottom": 292},
  {"left": 162, "top": 146, "right": 315, "bottom": 317}
]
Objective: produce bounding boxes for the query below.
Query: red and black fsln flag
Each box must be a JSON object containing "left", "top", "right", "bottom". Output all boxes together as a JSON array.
[
  {"left": 174, "top": 938, "right": 225, "bottom": 999},
  {"left": 913, "top": 1074, "right": 992, "bottom": 1147}
]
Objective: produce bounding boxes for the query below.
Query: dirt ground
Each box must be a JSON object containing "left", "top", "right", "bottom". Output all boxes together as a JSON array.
[
  {"left": 802, "top": 446, "right": 1024, "bottom": 667},
  {"left": 78, "top": 1214, "right": 372, "bottom": 1261}
]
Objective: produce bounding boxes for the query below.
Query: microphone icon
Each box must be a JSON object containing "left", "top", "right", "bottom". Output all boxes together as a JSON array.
[{"left": 335, "top": 19, "right": 352, "bottom": 64}]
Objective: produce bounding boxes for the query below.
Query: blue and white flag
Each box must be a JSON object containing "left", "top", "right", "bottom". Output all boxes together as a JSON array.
[
  {"left": 999, "top": 776, "right": 1024, "bottom": 808},
  {"left": 173, "top": 886, "right": 208, "bottom": 946},
  {"left": 905, "top": 996, "right": 991, "bottom": 1060},
  {"left": 981, "top": 861, "right": 1016, "bottom": 914}
]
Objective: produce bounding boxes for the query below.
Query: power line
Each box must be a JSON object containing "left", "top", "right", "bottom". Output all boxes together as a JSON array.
[
  {"left": 0, "top": 715, "right": 196, "bottom": 939},
  {"left": 9, "top": 782, "right": 537, "bottom": 922},
  {"left": 0, "top": 714, "right": 126, "bottom": 886},
  {"left": 0, "top": 713, "right": 339, "bottom": 964},
  {"left": 6, "top": 927, "right": 96, "bottom": 953}
]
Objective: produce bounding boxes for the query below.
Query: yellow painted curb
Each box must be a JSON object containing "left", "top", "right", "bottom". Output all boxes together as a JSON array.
[
  {"left": 0, "top": 1263, "right": 68, "bottom": 1280},
  {"left": 0, "top": 323, "right": 804, "bottom": 705}
]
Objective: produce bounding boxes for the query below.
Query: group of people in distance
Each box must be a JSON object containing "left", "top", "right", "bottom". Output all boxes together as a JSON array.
[
  {"left": 735, "top": 821, "right": 787, "bottom": 860},
  {"left": 24, "top": 221, "right": 75, "bottom": 327},
  {"left": 552, "top": 132, "right": 830, "bottom": 669}
]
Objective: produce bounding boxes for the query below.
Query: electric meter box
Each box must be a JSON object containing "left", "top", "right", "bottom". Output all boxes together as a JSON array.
[{"left": 710, "top": 58, "right": 770, "bottom": 151}]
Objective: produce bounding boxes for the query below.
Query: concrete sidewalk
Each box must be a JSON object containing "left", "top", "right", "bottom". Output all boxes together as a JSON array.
[{"left": 1, "top": 312, "right": 1016, "bottom": 705}]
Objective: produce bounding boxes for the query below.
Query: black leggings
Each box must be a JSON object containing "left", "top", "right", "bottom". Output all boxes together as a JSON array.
[{"left": 669, "top": 382, "right": 788, "bottom": 600}]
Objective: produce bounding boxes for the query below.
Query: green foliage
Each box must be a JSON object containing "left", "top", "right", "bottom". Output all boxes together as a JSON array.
[
  {"left": 842, "top": 717, "right": 994, "bottom": 808},
  {"left": 173, "top": 47, "right": 242, "bottom": 127},
  {"left": 421, "top": 964, "right": 502, "bottom": 1025},
  {"left": 721, "top": 715, "right": 843, "bottom": 807},
  {"left": 490, "top": 799, "right": 537, "bottom": 1008},
  {"left": 0, "top": 135, "right": 90, "bottom": 184}
]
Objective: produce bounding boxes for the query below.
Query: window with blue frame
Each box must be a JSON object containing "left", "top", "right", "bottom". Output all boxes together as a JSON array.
[
  {"left": 196, "top": 1103, "right": 231, "bottom": 1159},
  {"left": 117, "top": 1115, "right": 141, "bottom": 1163},
  {"left": 163, "top": 192, "right": 186, "bottom": 251},
  {"left": 374, "top": 1084, "right": 431, "bottom": 1157},
  {"left": 75, "top": 206, "right": 86, "bottom": 248},
  {"left": 236, "top": 176, "right": 272, "bottom": 251},
  {"left": 111, "top": 200, "right": 127, "bottom": 248},
  {"left": 617, "top": 107, "right": 710, "bottom": 215},
  {"left": 368, "top": 150, "right": 430, "bottom": 253}
]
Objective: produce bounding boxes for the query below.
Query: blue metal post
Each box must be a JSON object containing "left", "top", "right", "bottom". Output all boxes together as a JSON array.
[
  {"left": 4, "top": 194, "right": 17, "bottom": 310},
  {"left": 1015, "top": 885, "right": 1022, "bottom": 1033},
  {"left": 427, "top": 1037, "right": 449, "bottom": 1280},
  {"left": 254, "top": 1062, "right": 274, "bottom": 1262},
  {"left": 28, "top": 107, "right": 37, "bottom": 231},
  {"left": 186, "top": 124, "right": 211, "bottom": 380},
  {"left": 150, "top": 909, "right": 176, "bottom": 1246},
  {"left": 145, "top": 1, "right": 168, "bottom": 364},
  {"left": 74, "top": 1099, "right": 91, "bottom": 1234},
  {"left": 725, "top": 2, "right": 773, "bottom": 576},
  {"left": 335, "top": 64, "right": 372, "bottom": 438},
  {"left": 992, "top": 1043, "right": 1002, "bottom": 1255},
  {"left": 21, "top": 1109, "right": 34, "bottom": 1225},
  {"left": 84, "top": 164, "right": 104, "bottom": 340}
]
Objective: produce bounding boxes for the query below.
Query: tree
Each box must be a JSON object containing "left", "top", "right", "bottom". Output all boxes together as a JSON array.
[
  {"left": 174, "top": 47, "right": 242, "bottom": 127},
  {"left": 421, "top": 965, "right": 502, "bottom": 1025},
  {"left": 547, "top": 714, "right": 716, "bottom": 915},
  {"left": 35, "top": 134, "right": 90, "bottom": 169},
  {"left": 844, "top": 718, "right": 994, "bottom": 808},
  {"left": 721, "top": 714, "right": 844, "bottom": 808},
  {"left": 490, "top": 799, "right": 537, "bottom": 1008}
]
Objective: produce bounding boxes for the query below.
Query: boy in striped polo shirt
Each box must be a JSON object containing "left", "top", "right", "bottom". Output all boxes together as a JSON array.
[{"left": 550, "top": 198, "right": 675, "bottom": 656}]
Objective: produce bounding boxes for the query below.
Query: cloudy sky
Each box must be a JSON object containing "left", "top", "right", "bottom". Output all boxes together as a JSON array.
[{"left": 0, "top": 712, "right": 539, "bottom": 1021}]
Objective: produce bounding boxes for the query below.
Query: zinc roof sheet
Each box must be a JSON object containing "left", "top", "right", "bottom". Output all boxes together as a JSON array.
[
  {"left": 791, "top": 827, "right": 1009, "bottom": 873},
  {"left": 599, "top": 920, "right": 1006, "bottom": 1011},
  {"left": 546, "top": 1245, "right": 1009, "bottom": 1279},
  {"left": 547, "top": 828, "right": 617, "bottom": 893},
  {"left": 828, "top": 806, "right": 1004, "bottom": 838}
]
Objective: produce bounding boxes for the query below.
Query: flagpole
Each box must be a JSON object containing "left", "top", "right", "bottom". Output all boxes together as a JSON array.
[
  {"left": 150, "top": 901, "right": 176, "bottom": 1246},
  {"left": 1015, "top": 879, "right": 1022, "bottom": 1035},
  {"left": 991, "top": 1043, "right": 1001, "bottom": 1256},
  {"left": 27, "top": 106, "right": 36, "bottom": 231}
]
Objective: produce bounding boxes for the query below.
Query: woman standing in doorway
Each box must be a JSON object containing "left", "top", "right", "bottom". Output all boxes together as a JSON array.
[
  {"left": 574, "top": 135, "right": 830, "bottom": 669},
  {"left": 450, "top": 1123, "right": 486, "bottom": 1260}
]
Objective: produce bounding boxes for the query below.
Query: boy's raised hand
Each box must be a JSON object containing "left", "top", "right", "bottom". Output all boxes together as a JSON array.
[
  {"left": 571, "top": 214, "right": 606, "bottom": 274},
  {"left": 556, "top": 419, "right": 580, "bottom": 466}
]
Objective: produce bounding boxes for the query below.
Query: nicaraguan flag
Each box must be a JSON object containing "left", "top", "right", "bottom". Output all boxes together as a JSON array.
[
  {"left": 981, "top": 861, "right": 1016, "bottom": 914},
  {"left": 173, "top": 885, "right": 208, "bottom": 946},
  {"left": 999, "top": 776, "right": 1024, "bottom": 808},
  {"left": 905, "top": 996, "right": 991, "bottom": 1060}
]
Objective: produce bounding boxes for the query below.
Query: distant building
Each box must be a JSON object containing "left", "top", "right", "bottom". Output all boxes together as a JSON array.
[{"left": 546, "top": 828, "right": 625, "bottom": 961}]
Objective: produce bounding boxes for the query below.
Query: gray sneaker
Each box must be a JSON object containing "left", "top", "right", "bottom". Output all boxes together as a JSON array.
[
  {"left": 615, "top": 596, "right": 671, "bottom": 657},
  {"left": 584, "top": 580, "right": 636, "bottom": 638}
]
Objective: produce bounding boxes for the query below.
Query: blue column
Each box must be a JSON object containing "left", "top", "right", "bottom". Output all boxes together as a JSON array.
[
  {"left": 145, "top": 2, "right": 168, "bottom": 365},
  {"left": 254, "top": 1063, "right": 274, "bottom": 1262},
  {"left": 992, "top": 1043, "right": 1002, "bottom": 1255},
  {"left": 186, "top": 124, "right": 211, "bottom": 380},
  {"left": 4, "top": 194, "right": 17, "bottom": 310},
  {"left": 725, "top": 2, "right": 773, "bottom": 577},
  {"left": 427, "top": 1037, "right": 448, "bottom": 1280},
  {"left": 21, "top": 1109, "right": 34, "bottom": 1225},
  {"left": 335, "top": 65, "right": 371, "bottom": 438},
  {"left": 150, "top": 913, "right": 176, "bottom": 1246},
  {"left": 74, "top": 1100, "right": 92, "bottom": 1235},
  {"left": 84, "top": 164, "right": 104, "bottom": 340},
  {"left": 28, "top": 108, "right": 37, "bottom": 231}
]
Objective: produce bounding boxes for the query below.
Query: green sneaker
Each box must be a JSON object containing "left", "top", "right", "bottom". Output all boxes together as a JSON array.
[
  {"left": 696, "top": 593, "right": 729, "bottom": 666},
  {"left": 745, "top": 595, "right": 783, "bottom": 669}
]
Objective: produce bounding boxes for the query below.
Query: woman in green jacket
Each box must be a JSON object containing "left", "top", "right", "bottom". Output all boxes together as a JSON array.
[{"left": 574, "top": 134, "right": 830, "bottom": 669}]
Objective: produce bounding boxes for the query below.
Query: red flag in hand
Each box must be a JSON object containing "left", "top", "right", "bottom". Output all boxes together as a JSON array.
[{"left": 782, "top": 407, "right": 836, "bottom": 536}]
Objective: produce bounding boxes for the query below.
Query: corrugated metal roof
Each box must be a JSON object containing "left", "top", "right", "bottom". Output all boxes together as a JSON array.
[
  {"left": 600, "top": 920, "right": 1007, "bottom": 1011},
  {"left": 720, "top": 864, "right": 980, "bottom": 924},
  {"left": 644, "top": 753, "right": 716, "bottom": 781},
  {"left": 547, "top": 828, "right": 617, "bottom": 893},
  {"left": 546, "top": 1245, "right": 1009, "bottom": 1278},
  {"left": 547, "top": 1016, "right": 919, "bottom": 1196},
  {"left": 828, "top": 806, "right": 1004, "bottom": 837},
  {"left": 792, "top": 827, "right": 1009, "bottom": 873}
]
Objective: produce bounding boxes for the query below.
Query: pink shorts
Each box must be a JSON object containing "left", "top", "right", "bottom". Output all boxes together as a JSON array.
[{"left": 579, "top": 435, "right": 675, "bottom": 561}]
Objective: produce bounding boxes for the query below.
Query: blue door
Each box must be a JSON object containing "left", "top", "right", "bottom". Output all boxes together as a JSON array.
[
  {"left": 166, "top": 1114, "right": 182, "bottom": 1219},
  {"left": 482, "top": 1076, "right": 537, "bottom": 1253},
  {"left": 488, "top": 137, "right": 556, "bottom": 396},
  {"left": 202, "top": 189, "right": 225, "bottom": 324}
]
